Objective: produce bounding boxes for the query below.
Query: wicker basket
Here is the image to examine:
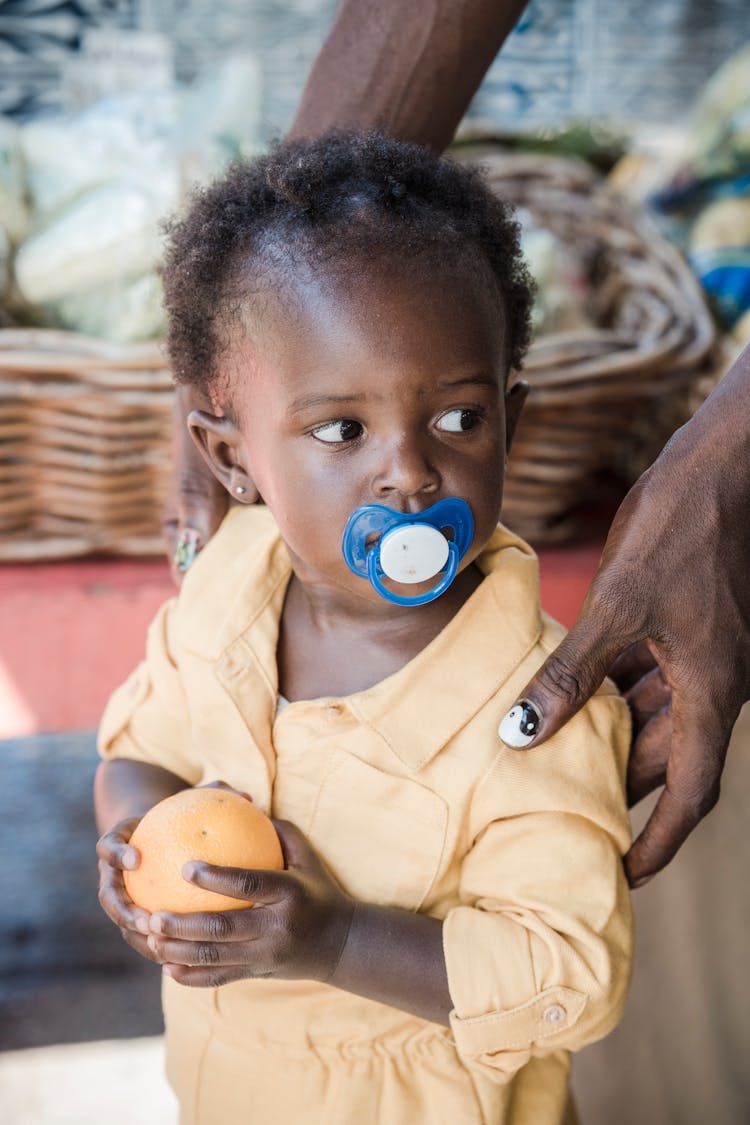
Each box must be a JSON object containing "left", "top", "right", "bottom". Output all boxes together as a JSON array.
[
  {"left": 460, "top": 149, "right": 718, "bottom": 542},
  {"left": 0, "top": 330, "right": 173, "bottom": 560},
  {"left": 0, "top": 151, "right": 719, "bottom": 560}
]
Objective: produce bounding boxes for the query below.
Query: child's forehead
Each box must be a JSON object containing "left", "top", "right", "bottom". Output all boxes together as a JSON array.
[
  {"left": 232, "top": 242, "right": 506, "bottom": 339},
  {"left": 217, "top": 254, "right": 509, "bottom": 416}
]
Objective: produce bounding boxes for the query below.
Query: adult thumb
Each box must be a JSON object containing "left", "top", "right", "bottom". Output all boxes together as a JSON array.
[{"left": 498, "top": 612, "right": 626, "bottom": 749}]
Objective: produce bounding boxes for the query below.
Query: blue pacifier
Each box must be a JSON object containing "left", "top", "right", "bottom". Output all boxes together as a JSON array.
[{"left": 342, "top": 498, "right": 474, "bottom": 607}]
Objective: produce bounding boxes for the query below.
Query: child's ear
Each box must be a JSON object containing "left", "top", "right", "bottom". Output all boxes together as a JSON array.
[
  {"left": 503, "top": 380, "right": 528, "bottom": 456},
  {"left": 187, "top": 409, "right": 260, "bottom": 503}
]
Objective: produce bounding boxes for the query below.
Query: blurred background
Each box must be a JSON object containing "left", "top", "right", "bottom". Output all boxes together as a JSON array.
[{"left": 1, "top": 2, "right": 749, "bottom": 1122}]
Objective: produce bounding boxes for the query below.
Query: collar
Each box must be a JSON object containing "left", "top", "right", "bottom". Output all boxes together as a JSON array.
[
  {"left": 347, "top": 531, "right": 543, "bottom": 770},
  {"left": 177, "top": 505, "right": 543, "bottom": 774}
]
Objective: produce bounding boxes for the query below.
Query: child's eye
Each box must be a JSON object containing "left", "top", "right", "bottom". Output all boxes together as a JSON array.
[
  {"left": 435, "top": 408, "right": 482, "bottom": 433},
  {"left": 311, "top": 419, "right": 364, "bottom": 444}
]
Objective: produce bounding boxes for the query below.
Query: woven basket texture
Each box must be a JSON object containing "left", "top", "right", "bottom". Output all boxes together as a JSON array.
[
  {"left": 461, "top": 150, "right": 718, "bottom": 543},
  {"left": 0, "top": 330, "right": 172, "bottom": 560},
  {"left": 0, "top": 151, "right": 719, "bottom": 560}
]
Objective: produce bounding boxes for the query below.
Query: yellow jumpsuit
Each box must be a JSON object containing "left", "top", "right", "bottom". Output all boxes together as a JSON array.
[{"left": 99, "top": 506, "right": 632, "bottom": 1125}]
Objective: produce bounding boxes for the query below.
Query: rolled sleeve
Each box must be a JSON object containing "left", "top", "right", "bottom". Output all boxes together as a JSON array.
[
  {"left": 443, "top": 707, "right": 633, "bottom": 1084},
  {"left": 97, "top": 598, "right": 202, "bottom": 785},
  {"left": 444, "top": 814, "right": 630, "bottom": 1080}
]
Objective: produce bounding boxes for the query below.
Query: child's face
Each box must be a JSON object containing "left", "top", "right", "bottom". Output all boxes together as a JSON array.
[{"left": 197, "top": 255, "right": 524, "bottom": 606}]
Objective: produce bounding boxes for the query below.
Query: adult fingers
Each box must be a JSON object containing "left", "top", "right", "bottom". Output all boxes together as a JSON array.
[
  {"left": 625, "top": 666, "right": 671, "bottom": 732},
  {"left": 498, "top": 601, "right": 630, "bottom": 749},
  {"left": 626, "top": 706, "right": 671, "bottom": 807},
  {"left": 609, "top": 640, "right": 659, "bottom": 693},
  {"left": 624, "top": 695, "right": 729, "bottom": 887},
  {"left": 164, "top": 385, "right": 228, "bottom": 583},
  {"left": 165, "top": 467, "right": 228, "bottom": 582}
]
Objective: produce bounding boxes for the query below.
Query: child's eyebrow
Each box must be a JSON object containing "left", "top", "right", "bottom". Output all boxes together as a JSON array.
[
  {"left": 289, "top": 392, "right": 369, "bottom": 415},
  {"left": 437, "top": 374, "right": 499, "bottom": 391},
  {"left": 289, "top": 375, "right": 498, "bottom": 415}
]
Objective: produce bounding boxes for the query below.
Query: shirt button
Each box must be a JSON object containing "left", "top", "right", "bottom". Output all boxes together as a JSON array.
[
  {"left": 542, "top": 1004, "right": 566, "bottom": 1027},
  {"left": 325, "top": 704, "right": 343, "bottom": 717}
]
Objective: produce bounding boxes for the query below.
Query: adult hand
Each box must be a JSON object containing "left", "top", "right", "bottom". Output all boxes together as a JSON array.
[
  {"left": 499, "top": 346, "right": 750, "bottom": 887},
  {"left": 163, "top": 384, "right": 229, "bottom": 584}
]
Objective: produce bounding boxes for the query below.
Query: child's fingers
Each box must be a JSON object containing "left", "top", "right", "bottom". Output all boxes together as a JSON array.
[
  {"left": 96, "top": 816, "right": 142, "bottom": 871},
  {"left": 149, "top": 905, "right": 265, "bottom": 942},
  {"left": 198, "top": 780, "right": 254, "bottom": 802},
  {"left": 162, "top": 962, "right": 256, "bottom": 989},
  {"left": 147, "top": 934, "right": 262, "bottom": 968},
  {"left": 120, "top": 924, "right": 163, "bottom": 965},
  {"left": 181, "top": 861, "right": 290, "bottom": 905},
  {"left": 98, "top": 857, "right": 151, "bottom": 935},
  {"left": 272, "top": 818, "right": 323, "bottom": 871}
]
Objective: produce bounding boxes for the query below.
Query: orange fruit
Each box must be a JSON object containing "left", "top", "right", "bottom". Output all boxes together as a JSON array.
[{"left": 124, "top": 788, "right": 284, "bottom": 913}]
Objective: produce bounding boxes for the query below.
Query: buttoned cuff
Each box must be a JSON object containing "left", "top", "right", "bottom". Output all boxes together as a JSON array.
[
  {"left": 449, "top": 986, "right": 587, "bottom": 1058},
  {"left": 443, "top": 905, "right": 588, "bottom": 1081}
]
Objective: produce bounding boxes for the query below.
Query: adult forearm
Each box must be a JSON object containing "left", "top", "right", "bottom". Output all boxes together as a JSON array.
[
  {"left": 328, "top": 901, "right": 452, "bottom": 1026},
  {"left": 288, "top": 0, "right": 529, "bottom": 152}
]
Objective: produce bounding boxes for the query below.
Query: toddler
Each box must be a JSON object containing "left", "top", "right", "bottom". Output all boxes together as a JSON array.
[{"left": 95, "top": 132, "right": 632, "bottom": 1125}]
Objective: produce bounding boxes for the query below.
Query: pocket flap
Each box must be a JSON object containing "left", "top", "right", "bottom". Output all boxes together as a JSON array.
[{"left": 308, "top": 752, "right": 448, "bottom": 911}]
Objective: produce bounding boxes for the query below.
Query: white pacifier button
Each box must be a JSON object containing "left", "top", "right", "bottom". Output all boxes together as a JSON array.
[{"left": 378, "top": 524, "right": 450, "bottom": 584}]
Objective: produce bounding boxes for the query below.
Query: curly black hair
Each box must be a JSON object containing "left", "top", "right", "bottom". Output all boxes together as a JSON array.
[{"left": 162, "top": 132, "right": 534, "bottom": 396}]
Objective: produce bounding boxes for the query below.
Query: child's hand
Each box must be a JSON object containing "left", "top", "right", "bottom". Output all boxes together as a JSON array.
[
  {"left": 145, "top": 820, "right": 355, "bottom": 988},
  {"left": 96, "top": 816, "right": 157, "bottom": 963}
]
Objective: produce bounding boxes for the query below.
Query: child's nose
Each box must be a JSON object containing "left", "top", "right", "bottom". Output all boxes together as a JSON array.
[{"left": 371, "top": 440, "right": 440, "bottom": 505}]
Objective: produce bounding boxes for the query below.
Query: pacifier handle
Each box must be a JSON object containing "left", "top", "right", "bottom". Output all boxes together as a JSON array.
[
  {"left": 341, "top": 497, "right": 474, "bottom": 607},
  {"left": 366, "top": 541, "right": 460, "bottom": 607}
]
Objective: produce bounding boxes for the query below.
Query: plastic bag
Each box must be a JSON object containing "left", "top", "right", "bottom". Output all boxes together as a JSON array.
[{"left": 9, "top": 53, "right": 262, "bottom": 340}]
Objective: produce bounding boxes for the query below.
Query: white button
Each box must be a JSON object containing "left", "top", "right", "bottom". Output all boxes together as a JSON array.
[
  {"left": 542, "top": 1004, "right": 566, "bottom": 1026},
  {"left": 326, "top": 704, "right": 342, "bottom": 717},
  {"left": 379, "top": 524, "right": 449, "bottom": 584}
]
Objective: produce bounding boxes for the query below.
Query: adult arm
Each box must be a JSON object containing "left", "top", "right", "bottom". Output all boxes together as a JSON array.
[
  {"left": 288, "top": 0, "right": 529, "bottom": 151},
  {"left": 167, "top": 0, "right": 529, "bottom": 575},
  {"left": 499, "top": 345, "right": 750, "bottom": 886}
]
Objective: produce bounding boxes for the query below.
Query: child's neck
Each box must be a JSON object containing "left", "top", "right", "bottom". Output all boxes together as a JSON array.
[{"left": 277, "top": 564, "right": 484, "bottom": 701}]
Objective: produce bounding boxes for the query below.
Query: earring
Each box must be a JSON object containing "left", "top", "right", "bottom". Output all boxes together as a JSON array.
[{"left": 235, "top": 485, "right": 246, "bottom": 496}]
